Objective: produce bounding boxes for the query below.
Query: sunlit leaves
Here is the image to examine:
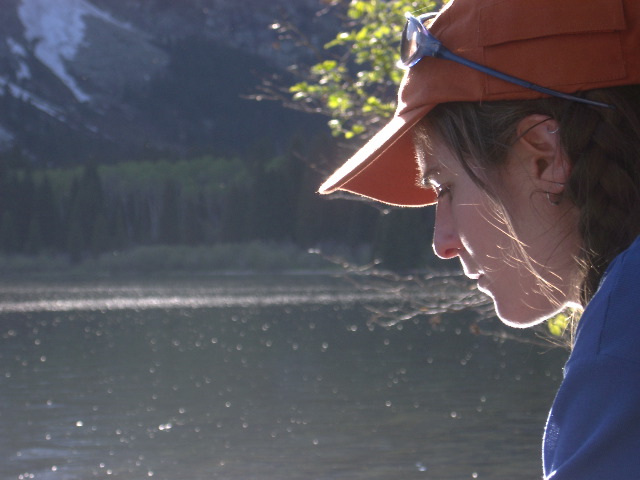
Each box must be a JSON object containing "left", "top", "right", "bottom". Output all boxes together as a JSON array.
[
  {"left": 547, "top": 312, "right": 569, "bottom": 337},
  {"left": 546, "top": 308, "right": 581, "bottom": 339},
  {"left": 289, "top": 0, "right": 437, "bottom": 140}
]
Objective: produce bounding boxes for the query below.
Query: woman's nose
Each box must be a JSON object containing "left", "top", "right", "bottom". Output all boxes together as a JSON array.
[{"left": 432, "top": 205, "right": 463, "bottom": 260}]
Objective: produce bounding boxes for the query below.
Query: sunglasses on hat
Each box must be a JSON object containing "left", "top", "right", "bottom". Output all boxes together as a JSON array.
[{"left": 399, "top": 12, "right": 613, "bottom": 109}]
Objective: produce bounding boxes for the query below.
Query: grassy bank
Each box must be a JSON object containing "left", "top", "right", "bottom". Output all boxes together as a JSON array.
[{"left": 0, "top": 242, "right": 374, "bottom": 277}]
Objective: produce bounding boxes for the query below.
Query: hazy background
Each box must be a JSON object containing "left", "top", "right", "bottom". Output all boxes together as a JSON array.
[{"left": 0, "top": 0, "right": 437, "bottom": 274}]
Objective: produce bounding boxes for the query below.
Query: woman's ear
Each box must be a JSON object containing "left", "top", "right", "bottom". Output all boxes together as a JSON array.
[{"left": 515, "top": 114, "right": 571, "bottom": 195}]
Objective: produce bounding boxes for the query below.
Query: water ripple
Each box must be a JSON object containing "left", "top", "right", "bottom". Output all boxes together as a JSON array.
[{"left": 0, "top": 291, "right": 404, "bottom": 313}]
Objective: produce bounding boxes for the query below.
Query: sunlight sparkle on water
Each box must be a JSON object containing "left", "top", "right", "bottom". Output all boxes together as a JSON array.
[{"left": 0, "top": 273, "right": 490, "bottom": 315}]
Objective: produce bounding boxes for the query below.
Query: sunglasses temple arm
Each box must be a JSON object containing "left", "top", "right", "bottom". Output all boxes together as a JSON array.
[{"left": 436, "top": 46, "right": 613, "bottom": 109}]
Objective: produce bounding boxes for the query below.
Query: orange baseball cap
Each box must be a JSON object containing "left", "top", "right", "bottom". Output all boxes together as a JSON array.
[{"left": 318, "top": 0, "right": 640, "bottom": 206}]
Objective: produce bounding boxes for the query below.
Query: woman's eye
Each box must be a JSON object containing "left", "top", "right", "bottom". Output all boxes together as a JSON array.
[
  {"left": 436, "top": 185, "right": 451, "bottom": 199},
  {"left": 426, "top": 178, "right": 450, "bottom": 199}
]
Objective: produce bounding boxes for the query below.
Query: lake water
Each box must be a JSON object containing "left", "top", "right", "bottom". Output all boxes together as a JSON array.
[{"left": 0, "top": 273, "right": 567, "bottom": 480}]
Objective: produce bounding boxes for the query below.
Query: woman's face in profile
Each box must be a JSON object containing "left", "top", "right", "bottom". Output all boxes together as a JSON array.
[{"left": 421, "top": 132, "right": 581, "bottom": 327}]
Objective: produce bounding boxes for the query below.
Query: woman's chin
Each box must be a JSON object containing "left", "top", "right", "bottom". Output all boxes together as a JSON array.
[
  {"left": 486, "top": 292, "right": 560, "bottom": 328},
  {"left": 496, "top": 312, "right": 548, "bottom": 329}
]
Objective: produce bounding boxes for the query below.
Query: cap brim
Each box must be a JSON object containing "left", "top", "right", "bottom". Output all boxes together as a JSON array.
[{"left": 318, "top": 104, "right": 437, "bottom": 207}]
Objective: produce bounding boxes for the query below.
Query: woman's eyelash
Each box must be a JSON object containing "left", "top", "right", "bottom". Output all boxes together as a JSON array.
[
  {"left": 424, "top": 175, "right": 450, "bottom": 199},
  {"left": 436, "top": 184, "right": 450, "bottom": 199}
]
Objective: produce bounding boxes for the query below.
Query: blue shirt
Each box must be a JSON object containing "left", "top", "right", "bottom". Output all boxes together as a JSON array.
[{"left": 543, "top": 236, "right": 640, "bottom": 478}]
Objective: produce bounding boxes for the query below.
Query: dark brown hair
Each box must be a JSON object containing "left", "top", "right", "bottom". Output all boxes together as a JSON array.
[{"left": 414, "top": 85, "right": 640, "bottom": 305}]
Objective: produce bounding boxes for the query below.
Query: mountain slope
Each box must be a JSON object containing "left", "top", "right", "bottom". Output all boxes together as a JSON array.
[{"left": 0, "top": 0, "right": 332, "bottom": 164}]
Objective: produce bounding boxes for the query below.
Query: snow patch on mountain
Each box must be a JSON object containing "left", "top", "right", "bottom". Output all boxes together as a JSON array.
[
  {"left": 0, "top": 76, "right": 65, "bottom": 120},
  {"left": 7, "top": 37, "right": 27, "bottom": 58},
  {"left": 6, "top": 38, "right": 31, "bottom": 80},
  {"left": 17, "top": 0, "right": 133, "bottom": 103}
]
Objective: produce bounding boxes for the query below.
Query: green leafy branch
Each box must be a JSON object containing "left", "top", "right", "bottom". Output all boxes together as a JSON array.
[
  {"left": 255, "top": 1, "right": 437, "bottom": 141},
  {"left": 289, "top": 0, "right": 437, "bottom": 139}
]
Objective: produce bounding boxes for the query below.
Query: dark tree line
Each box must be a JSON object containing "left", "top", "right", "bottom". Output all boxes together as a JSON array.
[{"left": 0, "top": 137, "right": 434, "bottom": 270}]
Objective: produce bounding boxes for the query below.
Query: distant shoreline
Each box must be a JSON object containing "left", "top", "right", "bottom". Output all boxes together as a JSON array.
[{"left": 0, "top": 242, "right": 354, "bottom": 278}]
